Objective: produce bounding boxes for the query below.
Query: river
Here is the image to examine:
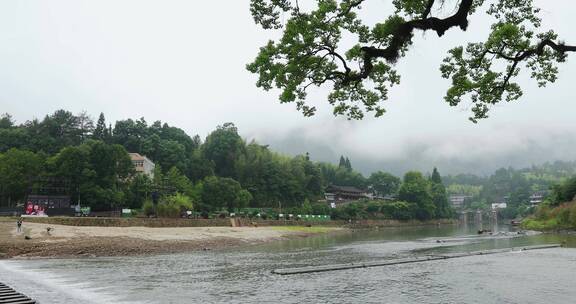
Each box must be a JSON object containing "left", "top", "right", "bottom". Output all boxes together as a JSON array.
[{"left": 1, "top": 224, "right": 575, "bottom": 303}]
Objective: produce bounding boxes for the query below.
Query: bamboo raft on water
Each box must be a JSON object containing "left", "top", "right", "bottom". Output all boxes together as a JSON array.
[
  {"left": 0, "top": 283, "right": 37, "bottom": 304},
  {"left": 272, "top": 244, "right": 563, "bottom": 275}
]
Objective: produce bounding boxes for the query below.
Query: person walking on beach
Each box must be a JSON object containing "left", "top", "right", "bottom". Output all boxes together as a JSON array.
[{"left": 17, "top": 219, "right": 22, "bottom": 233}]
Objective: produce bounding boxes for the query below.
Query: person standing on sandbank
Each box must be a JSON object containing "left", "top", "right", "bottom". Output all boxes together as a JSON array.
[{"left": 17, "top": 218, "right": 22, "bottom": 233}]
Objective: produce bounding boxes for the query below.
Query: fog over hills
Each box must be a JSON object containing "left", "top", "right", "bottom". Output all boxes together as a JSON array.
[
  {"left": 250, "top": 125, "right": 576, "bottom": 177},
  {"left": 1, "top": 1, "right": 575, "bottom": 178}
]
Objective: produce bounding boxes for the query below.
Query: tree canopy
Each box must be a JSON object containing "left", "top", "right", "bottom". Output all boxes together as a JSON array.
[
  {"left": 248, "top": 0, "right": 575, "bottom": 122},
  {"left": 0, "top": 109, "right": 456, "bottom": 220},
  {"left": 399, "top": 171, "right": 435, "bottom": 220}
]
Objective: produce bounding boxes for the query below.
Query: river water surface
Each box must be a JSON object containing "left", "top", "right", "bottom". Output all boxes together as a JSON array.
[{"left": 1, "top": 224, "right": 576, "bottom": 304}]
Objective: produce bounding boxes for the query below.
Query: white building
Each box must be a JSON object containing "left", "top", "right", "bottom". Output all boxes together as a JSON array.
[
  {"left": 529, "top": 193, "right": 545, "bottom": 207},
  {"left": 449, "top": 195, "right": 471, "bottom": 209},
  {"left": 129, "top": 153, "right": 155, "bottom": 177},
  {"left": 491, "top": 203, "right": 507, "bottom": 210}
]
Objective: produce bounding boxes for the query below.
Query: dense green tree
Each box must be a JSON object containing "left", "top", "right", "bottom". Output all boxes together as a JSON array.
[
  {"left": 187, "top": 182, "right": 204, "bottom": 209},
  {"left": 202, "top": 123, "right": 244, "bottom": 178},
  {"left": 155, "top": 140, "right": 187, "bottom": 173},
  {"left": 399, "top": 171, "right": 435, "bottom": 220},
  {"left": 366, "top": 201, "right": 381, "bottom": 214},
  {"left": 300, "top": 199, "right": 313, "bottom": 214},
  {"left": 125, "top": 174, "right": 153, "bottom": 209},
  {"left": 48, "top": 141, "right": 134, "bottom": 210},
  {"left": 151, "top": 164, "right": 164, "bottom": 187},
  {"left": 345, "top": 157, "right": 352, "bottom": 171},
  {"left": 338, "top": 156, "right": 346, "bottom": 169},
  {"left": 311, "top": 201, "right": 331, "bottom": 215},
  {"left": 19, "top": 119, "right": 51, "bottom": 152},
  {"left": 160, "top": 123, "right": 198, "bottom": 153},
  {"left": 1, "top": 109, "right": 97, "bottom": 153},
  {"left": 430, "top": 168, "right": 452, "bottom": 218},
  {"left": 551, "top": 177, "right": 576, "bottom": 205},
  {"left": 89, "top": 141, "right": 133, "bottom": 182},
  {"left": 141, "top": 134, "right": 162, "bottom": 161},
  {"left": 93, "top": 113, "right": 108, "bottom": 142},
  {"left": 368, "top": 171, "right": 400, "bottom": 196},
  {"left": 0, "top": 128, "right": 28, "bottom": 152},
  {"left": 236, "top": 189, "right": 253, "bottom": 209},
  {"left": 249, "top": 0, "right": 575, "bottom": 122},
  {"left": 47, "top": 145, "right": 90, "bottom": 202},
  {"left": 320, "top": 161, "right": 367, "bottom": 189},
  {"left": 201, "top": 176, "right": 248, "bottom": 211},
  {"left": 380, "top": 201, "right": 416, "bottom": 220},
  {"left": 235, "top": 143, "right": 294, "bottom": 207},
  {"left": 113, "top": 118, "right": 148, "bottom": 153},
  {"left": 334, "top": 167, "right": 366, "bottom": 188},
  {"left": 165, "top": 167, "right": 194, "bottom": 195},
  {"left": 0, "top": 149, "right": 44, "bottom": 207},
  {"left": 0, "top": 113, "right": 14, "bottom": 129},
  {"left": 186, "top": 150, "right": 214, "bottom": 182},
  {"left": 43, "top": 110, "right": 83, "bottom": 150}
]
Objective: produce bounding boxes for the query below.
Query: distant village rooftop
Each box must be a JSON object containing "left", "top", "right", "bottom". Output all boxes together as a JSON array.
[{"left": 325, "top": 185, "right": 366, "bottom": 194}]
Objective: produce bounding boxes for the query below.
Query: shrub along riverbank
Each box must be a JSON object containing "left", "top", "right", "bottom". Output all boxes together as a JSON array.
[
  {"left": 521, "top": 176, "right": 576, "bottom": 231},
  {"left": 522, "top": 201, "right": 576, "bottom": 231}
]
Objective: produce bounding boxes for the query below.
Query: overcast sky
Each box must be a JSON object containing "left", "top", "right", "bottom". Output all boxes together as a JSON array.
[{"left": 0, "top": 0, "right": 575, "bottom": 176}]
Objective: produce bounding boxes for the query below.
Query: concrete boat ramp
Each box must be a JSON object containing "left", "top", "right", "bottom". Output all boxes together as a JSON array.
[
  {"left": 0, "top": 283, "right": 37, "bottom": 304},
  {"left": 273, "top": 244, "right": 563, "bottom": 275}
]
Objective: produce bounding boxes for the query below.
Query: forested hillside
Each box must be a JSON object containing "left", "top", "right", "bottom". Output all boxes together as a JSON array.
[
  {"left": 0, "top": 110, "right": 451, "bottom": 220},
  {"left": 444, "top": 161, "right": 576, "bottom": 217}
]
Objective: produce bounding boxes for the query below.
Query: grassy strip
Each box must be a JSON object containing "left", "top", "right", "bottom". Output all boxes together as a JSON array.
[{"left": 522, "top": 218, "right": 562, "bottom": 231}]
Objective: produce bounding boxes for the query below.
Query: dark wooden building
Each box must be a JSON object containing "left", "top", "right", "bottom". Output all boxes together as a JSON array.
[{"left": 324, "top": 185, "right": 369, "bottom": 206}]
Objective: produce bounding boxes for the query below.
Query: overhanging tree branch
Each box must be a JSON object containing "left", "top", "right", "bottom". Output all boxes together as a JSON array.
[
  {"left": 249, "top": 0, "right": 575, "bottom": 121},
  {"left": 342, "top": 0, "right": 473, "bottom": 85},
  {"left": 422, "top": 0, "right": 436, "bottom": 18},
  {"left": 489, "top": 39, "right": 576, "bottom": 94}
]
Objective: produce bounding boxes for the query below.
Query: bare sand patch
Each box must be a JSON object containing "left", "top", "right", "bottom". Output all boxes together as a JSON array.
[
  {"left": 0, "top": 219, "right": 341, "bottom": 259},
  {"left": 12, "top": 222, "right": 314, "bottom": 241}
]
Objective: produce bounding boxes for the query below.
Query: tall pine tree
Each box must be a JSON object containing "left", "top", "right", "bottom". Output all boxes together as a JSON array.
[
  {"left": 345, "top": 157, "right": 352, "bottom": 171},
  {"left": 430, "top": 167, "right": 452, "bottom": 218},
  {"left": 338, "top": 155, "right": 346, "bottom": 168},
  {"left": 93, "top": 113, "right": 107, "bottom": 141}
]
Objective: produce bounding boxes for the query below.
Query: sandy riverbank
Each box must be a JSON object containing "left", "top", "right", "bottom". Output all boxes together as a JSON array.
[{"left": 0, "top": 220, "right": 340, "bottom": 259}]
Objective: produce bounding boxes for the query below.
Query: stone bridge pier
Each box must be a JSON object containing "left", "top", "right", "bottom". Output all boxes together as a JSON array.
[{"left": 459, "top": 209, "right": 498, "bottom": 227}]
